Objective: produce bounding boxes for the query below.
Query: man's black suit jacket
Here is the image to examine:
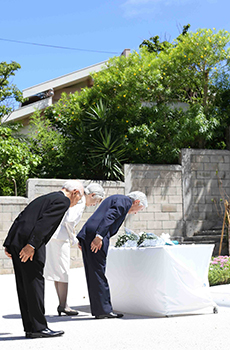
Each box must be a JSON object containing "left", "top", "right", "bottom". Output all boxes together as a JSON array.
[
  {"left": 77, "top": 194, "right": 132, "bottom": 254},
  {"left": 3, "top": 191, "right": 70, "bottom": 263}
]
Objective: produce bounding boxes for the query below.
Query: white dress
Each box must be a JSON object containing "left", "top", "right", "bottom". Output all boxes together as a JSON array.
[{"left": 44, "top": 196, "right": 86, "bottom": 282}]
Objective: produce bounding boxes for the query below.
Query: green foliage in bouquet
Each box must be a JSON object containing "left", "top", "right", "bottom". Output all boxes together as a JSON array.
[
  {"left": 208, "top": 256, "right": 230, "bottom": 286},
  {"left": 115, "top": 233, "right": 138, "bottom": 247},
  {"left": 137, "top": 232, "right": 161, "bottom": 246},
  {"left": 137, "top": 233, "right": 148, "bottom": 246}
]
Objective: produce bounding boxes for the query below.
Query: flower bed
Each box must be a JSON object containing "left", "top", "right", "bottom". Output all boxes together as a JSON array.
[{"left": 208, "top": 256, "right": 230, "bottom": 286}]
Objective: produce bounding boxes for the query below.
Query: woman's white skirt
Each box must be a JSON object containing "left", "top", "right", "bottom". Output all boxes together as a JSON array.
[{"left": 44, "top": 239, "right": 70, "bottom": 283}]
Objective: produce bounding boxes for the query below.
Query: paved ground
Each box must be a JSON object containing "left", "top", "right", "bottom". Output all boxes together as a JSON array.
[{"left": 1, "top": 267, "right": 230, "bottom": 350}]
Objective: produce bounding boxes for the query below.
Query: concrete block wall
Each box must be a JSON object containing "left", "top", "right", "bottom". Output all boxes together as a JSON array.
[
  {"left": 181, "top": 149, "right": 230, "bottom": 236},
  {"left": 0, "top": 197, "right": 29, "bottom": 274},
  {"left": 124, "top": 164, "right": 183, "bottom": 237}
]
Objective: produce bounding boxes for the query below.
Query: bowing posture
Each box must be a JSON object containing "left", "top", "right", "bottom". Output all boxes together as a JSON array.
[
  {"left": 3, "top": 180, "right": 84, "bottom": 338},
  {"left": 44, "top": 183, "right": 105, "bottom": 316},
  {"left": 77, "top": 191, "right": 148, "bottom": 319}
]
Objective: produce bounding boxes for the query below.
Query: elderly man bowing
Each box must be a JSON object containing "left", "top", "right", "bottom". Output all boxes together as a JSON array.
[
  {"left": 77, "top": 191, "right": 148, "bottom": 319},
  {"left": 3, "top": 180, "right": 84, "bottom": 338}
]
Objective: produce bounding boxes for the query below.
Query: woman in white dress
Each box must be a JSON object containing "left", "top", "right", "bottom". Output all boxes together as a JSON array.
[{"left": 44, "top": 183, "right": 105, "bottom": 316}]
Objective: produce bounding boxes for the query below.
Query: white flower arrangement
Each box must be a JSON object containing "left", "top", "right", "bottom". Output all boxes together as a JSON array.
[{"left": 115, "top": 228, "right": 176, "bottom": 248}]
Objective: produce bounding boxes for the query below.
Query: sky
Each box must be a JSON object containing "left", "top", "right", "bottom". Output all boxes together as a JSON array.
[{"left": 1, "top": 0, "right": 230, "bottom": 93}]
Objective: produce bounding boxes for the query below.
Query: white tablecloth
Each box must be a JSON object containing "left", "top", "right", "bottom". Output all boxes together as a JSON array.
[{"left": 106, "top": 244, "right": 216, "bottom": 316}]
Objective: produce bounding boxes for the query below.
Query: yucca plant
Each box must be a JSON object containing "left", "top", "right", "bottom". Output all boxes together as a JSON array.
[
  {"left": 88, "top": 127, "right": 126, "bottom": 180},
  {"left": 84, "top": 99, "right": 109, "bottom": 132}
]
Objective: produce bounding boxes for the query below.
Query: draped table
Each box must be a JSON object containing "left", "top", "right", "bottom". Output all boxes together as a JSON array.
[{"left": 106, "top": 244, "right": 217, "bottom": 317}]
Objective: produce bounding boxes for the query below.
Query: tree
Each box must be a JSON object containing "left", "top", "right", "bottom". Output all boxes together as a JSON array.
[
  {"left": 34, "top": 27, "right": 230, "bottom": 179},
  {"left": 158, "top": 28, "right": 230, "bottom": 107},
  {"left": 0, "top": 61, "right": 23, "bottom": 121},
  {"left": 0, "top": 61, "right": 41, "bottom": 196},
  {"left": 139, "top": 24, "right": 191, "bottom": 53}
]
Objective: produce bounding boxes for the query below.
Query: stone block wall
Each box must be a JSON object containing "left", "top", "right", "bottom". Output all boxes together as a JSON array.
[
  {"left": 0, "top": 197, "right": 29, "bottom": 274},
  {"left": 124, "top": 164, "right": 183, "bottom": 237},
  {"left": 181, "top": 149, "right": 230, "bottom": 236}
]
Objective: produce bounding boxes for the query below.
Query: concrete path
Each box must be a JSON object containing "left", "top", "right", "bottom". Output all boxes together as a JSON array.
[{"left": 1, "top": 267, "right": 230, "bottom": 350}]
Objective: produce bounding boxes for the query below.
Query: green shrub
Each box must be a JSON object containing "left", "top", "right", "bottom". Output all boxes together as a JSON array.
[{"left": 0, "top": 125, "right": 41, "bottom": 196}]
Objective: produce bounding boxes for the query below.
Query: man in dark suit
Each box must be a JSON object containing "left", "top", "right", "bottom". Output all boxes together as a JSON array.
[
  {"left": 77, "top": 191, "right": 148, "bottom": 319},
  {"left": 3, "top": 180, "right": 84, "bottom": 338}
]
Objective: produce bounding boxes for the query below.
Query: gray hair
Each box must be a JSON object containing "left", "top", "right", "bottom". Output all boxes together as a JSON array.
[
  {"left": 126, "top": 191, "right": 148, "bottom": 208},
  {"left": 62, "top": 180, "right": 84, "bottom": 196},
  {"left": 84, "top": 183, "right": 105, "bottom": 199}
]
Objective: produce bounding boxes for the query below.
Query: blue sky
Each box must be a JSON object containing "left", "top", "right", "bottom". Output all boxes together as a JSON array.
[{"left": 1, "top": 0, "right": 230, "bottom": 92}]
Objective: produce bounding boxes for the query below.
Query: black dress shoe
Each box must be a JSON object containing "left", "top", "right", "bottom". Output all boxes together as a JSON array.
[
  {"left": 57, "top": 305, "right": 79, "bottom": 316},
  {"left": 95, "top": 312, "right": 124, "bottom": 319},
  {"left": 25, "top": 332, "right": 32, "bottom": 338},
  {"left": 26, "top": 328, "right": 64, "bottom": 338}
]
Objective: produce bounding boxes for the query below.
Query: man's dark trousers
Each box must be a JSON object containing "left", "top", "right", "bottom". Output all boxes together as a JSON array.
[
  {"left": 11, "top": 245, "right": 47, "bottom": 332},
  {"left": 81, "top": 237, "right": 112, "bottom": 316}
]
